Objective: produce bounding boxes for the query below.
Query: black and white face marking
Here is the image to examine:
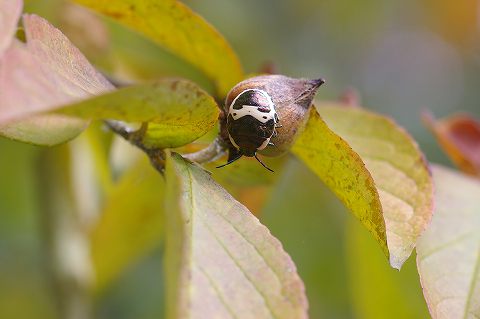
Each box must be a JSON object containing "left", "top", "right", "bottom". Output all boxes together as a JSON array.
[
  {"left": 219, "top": 89, "right": 279, "bottom": 172},
  {"left": 226, "top": 89, "right": 279, "bottom": 155},
  {"left": 229, "top": 89, "right": 278, "bottom": 124}
]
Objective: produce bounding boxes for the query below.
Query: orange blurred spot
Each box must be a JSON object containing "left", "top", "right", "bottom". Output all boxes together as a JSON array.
[
  {"left": 423, "top": 0, "right": 478, "bottom": 48},
  {"left": 423, "top": 111, "right": 480, "bottom": 176}
]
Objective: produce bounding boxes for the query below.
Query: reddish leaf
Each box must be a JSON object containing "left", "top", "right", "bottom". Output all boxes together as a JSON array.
[
  {"left": 0, "top": 0, "right": 22, "bottom": 55},
  {"left": 23, "top": 14, "right": 113, "bottom": 97},
  {"left": 424, "top": 112, "right": 480, "bottom": 176},
  {"left": 0, "top": 41, "right": 72, "bottom": 122},
  {"left": 0, "top": 13, "right": 113, "bottom": 145}
]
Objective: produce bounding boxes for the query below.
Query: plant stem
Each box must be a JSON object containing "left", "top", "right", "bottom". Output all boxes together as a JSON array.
[
  {"left": 182, "top": 136, "right": 227, "bottom": 164},
  {"left": 104, "top": 120, "right": 166, "bottom": 172},
  {"left": 104, "top": 120, "right": 228, "bottom": 170}
]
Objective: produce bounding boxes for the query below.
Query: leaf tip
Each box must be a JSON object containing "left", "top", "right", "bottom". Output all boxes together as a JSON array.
[{"left": 389, "top": 257, "right": 403, "bottom": 271}]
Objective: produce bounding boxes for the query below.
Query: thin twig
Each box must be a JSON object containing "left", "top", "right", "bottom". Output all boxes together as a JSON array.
[
  {"left": 104, "top": 120, "right": 166, "bottom": 172},
  {"left": 104, "top": 120, "right": 228, "bottom": 172},
  {"left": 183, "top": 136, "right": 228, "bottom": 164}
]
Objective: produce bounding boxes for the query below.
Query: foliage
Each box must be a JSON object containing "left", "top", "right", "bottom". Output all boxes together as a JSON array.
[
  {"left": 165, "top": 153, "right": 307, "bottom": 318},
  {"left": 417, "top": 165, "right": 480, "bottom": 319},
  {"left": 72, "top": 0, "right": 244, "bottom": 97},
  {"left": 0, "top": 0, "right": 479, "bottom": 319}
]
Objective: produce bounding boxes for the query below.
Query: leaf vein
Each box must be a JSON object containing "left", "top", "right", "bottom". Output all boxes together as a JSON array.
[
  {"left": 419, "top": 232, "right": 476, "bottom": 262},
  {"left": 463, "top": 240, "right": 480, "bottom": 319},
  {"left": 196, "top": 264, "right": 239, "bottom": 319},
  {"left": 186, "top": 167, "right": 196, "bottom": 315},
  {"left": 375, "top": 186, "right": 415, "bottom": 220},
  {"left": 198, "top": 216, "right": 278, "bottom": 319},
  {"left": 213, "top": 208, "right": 295, "bottom": 309}
]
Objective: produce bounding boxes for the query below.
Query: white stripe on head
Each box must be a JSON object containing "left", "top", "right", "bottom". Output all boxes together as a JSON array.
[{"left": 229, "top": 89, "right": 278, "bottom": 124}]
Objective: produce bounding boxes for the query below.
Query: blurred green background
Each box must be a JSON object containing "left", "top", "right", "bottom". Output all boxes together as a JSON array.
[{"left": 2, "top": 0, "right": 480, "bottom": 318}]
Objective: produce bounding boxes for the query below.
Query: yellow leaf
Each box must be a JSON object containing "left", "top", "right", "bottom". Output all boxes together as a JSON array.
[
  {"left": 292, "top": 108, "right": 388, "bottom": 259},
  {"left": 53, "top": 79, "right": 220, "bottom": 149},
  {"left": 91, "top": 158, "right": 164, "bottom": 291},
  {"left": 293, "top": 105, "right": 434, "bottom": 269},
  {"left": 73, "top": 0, "right": 244, "bottom": 97}
]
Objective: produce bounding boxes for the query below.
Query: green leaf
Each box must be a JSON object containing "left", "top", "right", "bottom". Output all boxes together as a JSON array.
[
  {"left": 73, "top": 0, "right": 244, "bottom": 97},
  {"left": 416, "top": 165, "right": 480, "bottom": 319},
  {"left": 165, "top": 153, "right": 307, "bottom": 319},
  {"left": 53, "top": 79, "right": 220, "bottom": 149},
  {"left": 0, "top": 115, "right": 88, "bottom": 146},
  {"left": 293, "top": 105, "right": 434, "bottom": 269},
  {"left": 91, "top": 158, "right": 164, "bottom": 292},
  {"left": 346, "top": 218, "right": 429, "bottom": 319}
]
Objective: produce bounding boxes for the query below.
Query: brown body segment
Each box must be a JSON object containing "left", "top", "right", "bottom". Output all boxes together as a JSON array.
[{"left": 225, "top": 75, "right": 324, "bottom": 157}]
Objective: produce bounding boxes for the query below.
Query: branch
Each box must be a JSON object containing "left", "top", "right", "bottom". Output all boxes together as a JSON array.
[
  {"left": 182, "top": 136, "right": 228, "bottom": 164},
  {"left": 104, "top": 120, "right": 166, "bottom": 172},
  {"left": 104, "top": 120, "right": 228, "bottom": 171}
]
